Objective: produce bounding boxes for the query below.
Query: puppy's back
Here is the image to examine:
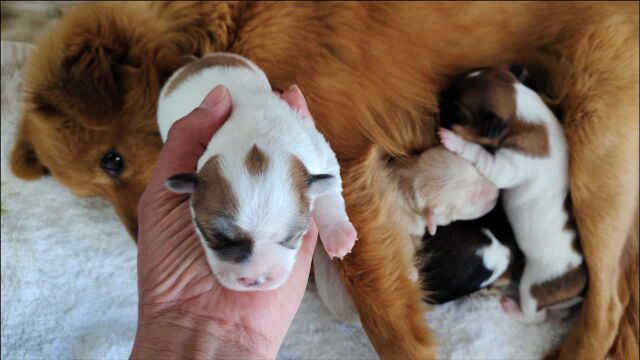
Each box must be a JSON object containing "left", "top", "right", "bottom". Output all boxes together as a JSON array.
[
  {"left": 157, "top": 53, "right": 271, "bottom": 141},
  {"left": 157, "top": 53, "right": 335, "bottom": 177}
]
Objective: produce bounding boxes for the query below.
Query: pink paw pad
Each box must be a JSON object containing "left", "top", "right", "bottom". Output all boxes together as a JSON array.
[
  {"left": 322, "top": 222, "right": 357, "bottom": 259},
  {"left": 500, "top": 296, "right": 523, "bottom": 316},
  {"left": 437, "top": 128, "right": 461, "bottom": 151}
]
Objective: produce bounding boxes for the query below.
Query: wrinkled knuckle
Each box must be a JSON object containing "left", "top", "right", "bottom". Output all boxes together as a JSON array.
[{"left": 167, "top": 119, "right": 188, "bottom": 140}]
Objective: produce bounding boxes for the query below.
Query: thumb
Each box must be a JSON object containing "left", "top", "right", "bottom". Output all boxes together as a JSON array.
[{"left": 150, "top": 85, "right": 232, "bottom": 188}]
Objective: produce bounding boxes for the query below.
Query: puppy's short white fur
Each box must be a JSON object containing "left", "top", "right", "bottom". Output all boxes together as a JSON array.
[
  {"left": 157, "top": 53, "right": 356, "bottom": 292},
  {"left": 440, "top": 80, "right": 584, "bottom": 323}
]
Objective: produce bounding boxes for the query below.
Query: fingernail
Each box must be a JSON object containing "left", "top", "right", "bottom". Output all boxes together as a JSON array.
[
  {"left": 199, "top": 85, "right": 228, "bottom": 109},
  {"left": 289, "top": 84, "right": 302, "bottom": 95}
]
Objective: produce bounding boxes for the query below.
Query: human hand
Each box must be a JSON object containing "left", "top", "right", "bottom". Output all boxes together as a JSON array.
[{"left": 131, "top": 85, "right": 318, "bottom": 359}]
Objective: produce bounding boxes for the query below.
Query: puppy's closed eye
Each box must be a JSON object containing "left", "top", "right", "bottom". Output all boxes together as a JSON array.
[
  {"left": 481, "top": 112, "right": 507, "bottom": 139},
  {"left": 279, "top": 231, "right": 305, "bottom": 249}
]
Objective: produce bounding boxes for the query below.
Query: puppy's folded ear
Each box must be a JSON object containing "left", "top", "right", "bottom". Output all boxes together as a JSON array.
[
  {"left": 307, "top": 174, "right": 337, "bottom": 198},
  {"left": 166, "top": 173, "right": 198, "bottom": 194},
  {"left": 10, "top": 119, "right": 49, "bottom": 180}
]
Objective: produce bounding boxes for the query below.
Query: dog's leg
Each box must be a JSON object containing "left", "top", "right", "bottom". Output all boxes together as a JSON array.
[
  {"left": 609, "top": 209, "right": 639, "bottom": 359},
  {"left": 540, "top": 9, "right": 640, "bottom": 357},
  {"left": 313, "top": 242, "right": 360, "bottom": 324},
  {"left": 517, "top": 267, "right": 549, "bottom": 324},
  {"left": 337, "top": 154, "right": 436, "bottom": 359}
]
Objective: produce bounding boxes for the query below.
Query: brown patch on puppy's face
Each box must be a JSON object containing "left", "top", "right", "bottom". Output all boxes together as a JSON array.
[
  {"left": 288, "top": 155, "right": 311, "bottom": 213},
  {"left": 245, "top": 145, "right": 269, "bottom": 176},
  {"left": 441, "top": 67, "right": 550, "bottom": 157},
  {"left": 190, "top": 156, "right": 252, "bottom": 263},
  {"left": 440, "top": 67, "right": 518, "bottom": 138}
]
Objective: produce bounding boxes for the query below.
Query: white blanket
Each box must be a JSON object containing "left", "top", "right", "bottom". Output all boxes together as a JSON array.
[{"left": 1, "top": 40, "right": 573, "bottom": 359}]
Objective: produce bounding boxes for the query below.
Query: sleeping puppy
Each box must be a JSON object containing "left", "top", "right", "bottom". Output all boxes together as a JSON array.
[
  {"left": 438, "top": 65, "right": 587, "bottom": 323},
  {"left": 314, "top": 145, "right": 505, "bottom": 322},
  {"left": 393, "top": 145, "right": 499, "bottom": 239},
  {"left": 417, "top": 203, "right": 518, "bottom": 305},
  {"left": 157, "top": 53, "right": 357, "bottom": 291}
]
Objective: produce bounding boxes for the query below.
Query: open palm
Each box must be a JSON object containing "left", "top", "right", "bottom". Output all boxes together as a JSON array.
[{"left": 133, "top": 85, "right": 319, "bottom": 357}]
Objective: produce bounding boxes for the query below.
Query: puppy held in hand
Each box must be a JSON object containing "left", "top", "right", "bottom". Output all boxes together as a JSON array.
[
  {"left": 438, "top": 65, "right": 587, "bottom": 323},
  {"left": 157, "top": 53, "right": 357, "bottom": 291}
]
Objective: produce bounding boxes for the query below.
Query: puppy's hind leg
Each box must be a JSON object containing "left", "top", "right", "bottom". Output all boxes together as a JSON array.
[
  {"left": 518, "top": 273, "right": 548, "bottom": 324},
  {"left": 314, "top": 191, "right": 357, "bottom": 259},
  {"left": 313, "top": 241, "right": 360, "bottom": 324}
]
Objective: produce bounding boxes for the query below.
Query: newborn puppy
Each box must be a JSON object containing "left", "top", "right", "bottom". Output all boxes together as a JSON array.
[
  {"left": 314, "top": 145, "right": 500, "bottom": 322},
  {"left": 393, "top": 145, "right": 499, "bottom": 238},
  {"left": 438, "top": 65, "right": 587, "bottom": 323},
  {"left": 417, "top": 203, "right": 515, "bottom": 304},
  {"left": 157, "top": 53, "right": 357, "bottom": 291}
]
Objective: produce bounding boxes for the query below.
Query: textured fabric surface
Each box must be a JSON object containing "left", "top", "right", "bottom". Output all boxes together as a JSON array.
[
  {"left": 0, "top": 1, "right": 72, "bottom": 43},
  {"left": 1, "top": 40, "right": 573, "bottom": 360}
]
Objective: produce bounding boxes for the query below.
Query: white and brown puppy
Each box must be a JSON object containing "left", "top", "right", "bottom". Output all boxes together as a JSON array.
[
  {"left": 314, "top": 145, "right": 506, "bottom": 323},
  {"left": 157, "top": 53, "right": 357, "bottom": 291},
  {"left": 393, "top": 145, "right": 499, "bottom": 238},
  {"left": 438, "top": 66, "right": 587, "bottom": 323}
]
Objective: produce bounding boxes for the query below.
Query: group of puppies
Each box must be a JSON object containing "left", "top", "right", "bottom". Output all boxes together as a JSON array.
[{"left": 159, "top": 53, "right": 587, "bottom": 324}]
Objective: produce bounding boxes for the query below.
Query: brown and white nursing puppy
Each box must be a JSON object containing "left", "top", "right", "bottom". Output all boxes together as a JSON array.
[
  {"left": 438, "top": 66, "right": 588, "bottom": 323},
  {"left": 157, "top": 53, "right": 357, "bottom": 290}
]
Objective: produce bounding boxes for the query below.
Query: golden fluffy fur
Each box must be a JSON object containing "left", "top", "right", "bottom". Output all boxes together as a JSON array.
[{"left": 10, "top": 2, "right": 638, "bottom": 359}]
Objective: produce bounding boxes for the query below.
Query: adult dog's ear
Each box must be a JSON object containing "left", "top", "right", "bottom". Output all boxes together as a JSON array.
[
  {"left": 49, "top": 3, "right": 143, "bottom": 127},
  {"left": 10, "top": 119, "right": 48, "bottom": 180}
]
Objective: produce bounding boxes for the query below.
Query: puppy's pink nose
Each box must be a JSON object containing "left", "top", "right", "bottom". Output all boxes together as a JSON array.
[{"left": 238, "top": 276, "right": 269, "bottom": 288}]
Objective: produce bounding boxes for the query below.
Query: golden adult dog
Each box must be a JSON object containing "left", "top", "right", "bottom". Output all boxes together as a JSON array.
[{"left": 11, "top": 2, "right": 638, "bottom": 359}]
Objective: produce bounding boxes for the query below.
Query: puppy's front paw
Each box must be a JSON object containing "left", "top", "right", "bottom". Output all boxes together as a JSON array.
[
  {"left": 438, "top": 128, "right": 465, "bottom": 153},
  {"left": 321, "top": 222, "right": 357, "bottom": 259}
]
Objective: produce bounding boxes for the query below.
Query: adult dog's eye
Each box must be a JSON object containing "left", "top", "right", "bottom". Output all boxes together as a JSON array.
[{"left": 100, "top": 149, "right": 124, "bottom": 177}]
